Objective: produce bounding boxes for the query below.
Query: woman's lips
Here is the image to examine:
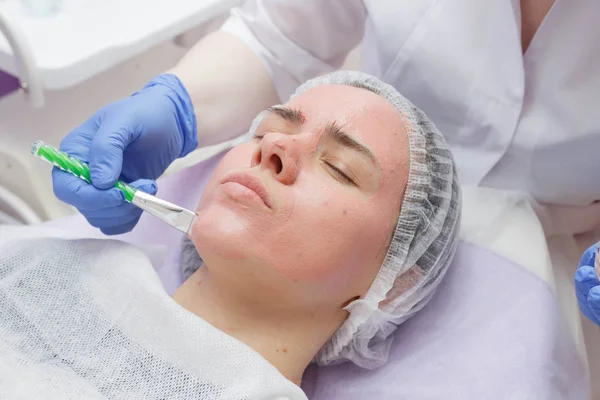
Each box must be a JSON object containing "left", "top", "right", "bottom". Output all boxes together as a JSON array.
[{"left": 220, "top": 173, "right": 272, "bottom": 209}]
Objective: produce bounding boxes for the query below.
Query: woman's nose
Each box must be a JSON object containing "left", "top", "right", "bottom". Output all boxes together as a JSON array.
[{"left": 251, "top": 133, "right": 301, "bottom": 185}]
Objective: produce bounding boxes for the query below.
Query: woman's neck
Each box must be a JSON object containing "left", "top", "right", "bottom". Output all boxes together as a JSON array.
[{"left": 171, "top": 266, "right": 344, "bottom": 386}]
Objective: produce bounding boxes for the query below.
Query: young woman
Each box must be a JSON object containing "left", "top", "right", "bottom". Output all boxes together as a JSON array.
[{"left": 0, "top": 72, "right": 460, "bottom": 399}]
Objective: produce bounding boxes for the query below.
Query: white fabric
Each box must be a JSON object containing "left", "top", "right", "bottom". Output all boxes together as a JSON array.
[
  {"left": 221, "top": 0, "right": 600, "bottom": 208},
  {"left": 285, "top": 71, "right": 461, "bottom": 369},
  {"left": 0, "top": 226, "right": 307, "bottom": 400}
]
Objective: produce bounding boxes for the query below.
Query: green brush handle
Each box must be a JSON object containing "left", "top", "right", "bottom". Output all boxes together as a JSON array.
[{"left": 31, "top": 140, "right": 137, "bottom": 203}]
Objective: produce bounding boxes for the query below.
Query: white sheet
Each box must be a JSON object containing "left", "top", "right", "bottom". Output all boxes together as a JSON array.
[{"left": 0, "top": 226, "right": 307, "bottom": 400}]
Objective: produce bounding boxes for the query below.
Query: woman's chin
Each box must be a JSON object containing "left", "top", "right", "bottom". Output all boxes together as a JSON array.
[{"left": 190, "top": 217, "right": 253, "bottom": 262}]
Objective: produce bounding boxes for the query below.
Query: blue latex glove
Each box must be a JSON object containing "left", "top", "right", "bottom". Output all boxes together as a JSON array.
[
  {"left": 52, "top": 74, "right": 197, "bottom": 235},
  {"left": 575, "top": 243, "right": 600, "bottom": 326}
]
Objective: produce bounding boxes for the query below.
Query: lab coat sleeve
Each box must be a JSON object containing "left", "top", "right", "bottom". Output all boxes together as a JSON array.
[{"left": 221, "top": 0, "right": 367, "bottom": 101}]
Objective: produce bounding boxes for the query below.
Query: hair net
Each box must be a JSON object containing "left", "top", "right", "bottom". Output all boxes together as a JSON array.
[{"left": 292, "top": 71, "right": 462, "bottom": 369}]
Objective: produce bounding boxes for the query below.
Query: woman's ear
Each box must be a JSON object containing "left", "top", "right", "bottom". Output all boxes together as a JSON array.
[
  {"left": 341, "top": 295, "right": 361, "bottom": 309},
  {"left": 379, "top": 266, "right": 424, "bottom": 307}
]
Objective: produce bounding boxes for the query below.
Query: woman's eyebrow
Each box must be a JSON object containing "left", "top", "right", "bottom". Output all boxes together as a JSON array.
[
  {"left": 266, "top": 106, "right": 306, "bottom": 125},
  {"left": 325, "top": 121, "right": 379, "bottom": 168}
]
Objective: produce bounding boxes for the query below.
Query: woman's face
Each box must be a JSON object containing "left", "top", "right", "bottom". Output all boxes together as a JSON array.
[{"left": 191, "top": 84, "right": 410, "bottom": 312}]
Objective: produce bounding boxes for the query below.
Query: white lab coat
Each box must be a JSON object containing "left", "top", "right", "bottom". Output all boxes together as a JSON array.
[{"left": 222, "top": 0, "right": 600, "bottom": 210}]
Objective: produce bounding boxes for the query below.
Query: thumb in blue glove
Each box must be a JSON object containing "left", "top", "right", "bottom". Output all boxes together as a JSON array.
[{"left": 575, "top": 243, "right": 600, "bottom": 326}]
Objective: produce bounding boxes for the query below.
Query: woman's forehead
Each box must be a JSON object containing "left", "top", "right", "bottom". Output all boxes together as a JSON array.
[{"left": 287, "top": 85, "right": 404, "bottom": 133}]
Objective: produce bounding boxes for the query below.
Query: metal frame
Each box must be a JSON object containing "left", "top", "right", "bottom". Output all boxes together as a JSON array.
[{"left": 0, "top": 8, "right": 44, "bottom": 107}]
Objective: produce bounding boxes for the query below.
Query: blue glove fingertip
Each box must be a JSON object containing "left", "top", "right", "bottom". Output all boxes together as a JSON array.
[
  {"left": 130, "top": 179, "right": 158, "bottom": 196},
  {"left": 575, "top": 265, "right": 598, "bottom": 308},
  {"left": 589, "top": 285, "right": 600, "bottom": 301},
  {"left": 579, "top": 243, "right": 598, "bottom": 268},
  {"left": 575, "top": 265, "right": 598, "bottom": 284},
  {"left": 587, "top": 286, "right": 600, "bottom": 323},
  {"left": 90, "top": 168, "right": 114, "bottom": 190},
  {"left": 575, "top": 265, "right": 600, "bottom": 325}
]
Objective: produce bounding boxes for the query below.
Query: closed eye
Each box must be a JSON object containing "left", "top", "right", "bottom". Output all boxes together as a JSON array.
[
  {"left": 253, "top": 130, "right": 279, "bottom": 140},
  {"left": 324, "top": 161, "right": 356, "bottom": 186}
]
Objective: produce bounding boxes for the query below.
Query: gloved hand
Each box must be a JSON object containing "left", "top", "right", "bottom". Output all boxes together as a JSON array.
[
  {"left": 52, "top": 74, "right": 197, "bottom": 235},
  {"left": 575, "top": 242, "right": 600, "bottom": 326}
]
